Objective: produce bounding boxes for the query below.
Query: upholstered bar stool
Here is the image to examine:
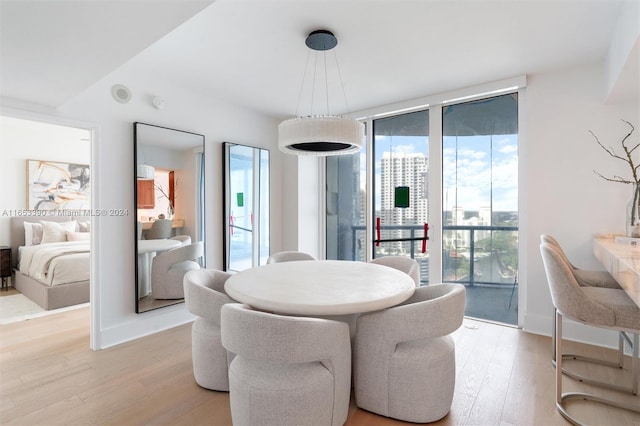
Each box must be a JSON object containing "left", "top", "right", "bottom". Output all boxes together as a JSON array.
[
  {"left": 540, "top": 235, "right": 631, "bottom": 391},
  {"left": 540, "top": 243, "right": 640, "bottom": 425},
  {"left": 221, "top": 303, "right": 351, "bottom": 426},
  {"left": 183, "top": 268, "right": 235, "bottom": 391}
]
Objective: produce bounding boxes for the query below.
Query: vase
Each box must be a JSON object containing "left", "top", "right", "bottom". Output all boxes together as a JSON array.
[
  {"left": 166, "top": 205, "right": 174, "bottom": 220},
  {"left": 626, "top": 184, "right": 640, "bottom": 237}
]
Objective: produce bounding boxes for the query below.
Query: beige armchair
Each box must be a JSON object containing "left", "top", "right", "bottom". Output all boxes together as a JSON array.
[
  {"left": 183, "top": 268, "right": 235, "bottom": 391},
  {"left": 266, "top": 250, "right": 315, "bottom": 264},
  {"left": 369, "top": 255, "right": 421, "bottom": 286},
  {"left": 151, "top": 241, "right": 203, "bottom": 299},
  {"left": 540, "top": 242, "right": 639, "bottom": 424},
  {"left": 354, "top": 284, "right": 466, "bottom": 423},
  {"left": 169, "top": 234, "right": 192, "bottom": 246},
  {"left": 221, "top": 303, "right": 351, "bottom": 426}
]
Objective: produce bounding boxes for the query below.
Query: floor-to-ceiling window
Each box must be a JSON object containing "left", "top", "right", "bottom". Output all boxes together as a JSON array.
[
  {"left": 442, "top": 93, "right": 519, "bottom": 325},
  {"left": 372, "top": 111, "right": 430, "bottom": 284},
  {"left": 326, "top": 90, "right": 519, "bottom": 325}
]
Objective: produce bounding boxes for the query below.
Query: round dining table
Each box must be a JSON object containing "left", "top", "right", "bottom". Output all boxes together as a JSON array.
[
  {"left": 224, "top": 259, "right": 416, "bottom": 316},
  {"left": 137, "top": 239, "right": 181, "bottom": 298}
]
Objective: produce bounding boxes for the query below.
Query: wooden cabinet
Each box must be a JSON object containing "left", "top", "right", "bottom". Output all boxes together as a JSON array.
[
  {"left": 137, "top": 179, "right": 155, "bottom": 209},
  {"left": 0, "top": 246, "right": 10, "bottom": 289}
]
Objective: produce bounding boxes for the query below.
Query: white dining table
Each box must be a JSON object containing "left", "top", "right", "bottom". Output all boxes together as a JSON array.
[
  {"left": 137, "top": 239, "right": 181, "bottom": 298},
  {"left": 593, "top": 237, "right": 640, "bottom": 307},
  {"left": 224, "top": 259, "right": 416, "bottom": 316}
]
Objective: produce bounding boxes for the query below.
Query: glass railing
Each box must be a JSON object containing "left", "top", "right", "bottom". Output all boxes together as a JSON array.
[{"left": 347, "top": 224, "right": 518, "bottom": 287}]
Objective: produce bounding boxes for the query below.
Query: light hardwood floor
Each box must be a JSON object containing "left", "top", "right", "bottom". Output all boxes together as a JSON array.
[{"left": 1, "top": 307, "right": 639, "bottom": 425}]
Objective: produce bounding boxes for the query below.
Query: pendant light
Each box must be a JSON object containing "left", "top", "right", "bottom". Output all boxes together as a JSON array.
[{"left": 278, "top": 30, "right": 364, "bottom": 156}]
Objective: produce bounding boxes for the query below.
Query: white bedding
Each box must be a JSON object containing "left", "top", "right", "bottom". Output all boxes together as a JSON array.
[{"left": 18, "top": 241, "right": 90, "bottom": 286}]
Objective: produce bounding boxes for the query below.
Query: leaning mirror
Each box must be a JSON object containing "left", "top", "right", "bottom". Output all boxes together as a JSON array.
[
  {"left": 134, "top": 122, "right": 205, "bottom": 313},
  {"left": 223, "top": 142, "right": 270, "bottom": 272}
]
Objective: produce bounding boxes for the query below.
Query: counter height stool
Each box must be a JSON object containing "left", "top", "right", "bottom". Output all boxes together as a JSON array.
[
  {"left": 540, "top": 243, "right": 639, "bottom": 425},
  {"left": 540, "top": 235, "right": 632, "bottom": 393}
]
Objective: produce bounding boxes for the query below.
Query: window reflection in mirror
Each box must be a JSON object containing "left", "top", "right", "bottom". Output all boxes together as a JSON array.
[
  {"left": 134, "top": 122, "right": 205, "bottom": 313},
  {"left": 223, "top": 142, "right": 269, "bottom": 272}
]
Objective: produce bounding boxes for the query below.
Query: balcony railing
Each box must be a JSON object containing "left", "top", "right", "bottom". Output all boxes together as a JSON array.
[{"left": 347, "top": 224, "right": 518, "bottom": 287}]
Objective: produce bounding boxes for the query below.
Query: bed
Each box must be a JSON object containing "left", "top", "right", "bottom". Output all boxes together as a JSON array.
[{"left": 9, "top": 216, "right": 90, "bottom": 310}]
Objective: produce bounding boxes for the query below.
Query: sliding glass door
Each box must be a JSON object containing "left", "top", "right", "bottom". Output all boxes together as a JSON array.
[
  {"left": 326, "top": 92, "right": 519, "bottom": 325},
  {"left": 442, "top": 94, "right": 518, "bottom": 324}
]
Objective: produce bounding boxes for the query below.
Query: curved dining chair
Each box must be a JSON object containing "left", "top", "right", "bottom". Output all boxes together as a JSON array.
[
  {"left": 151, "top": 241, "right": 203, "bottom": 299},
  {"left": 369, "top": 256, "right": 421, "bottom": 287},
  {"left": 221, "top": 303, "right": 351, "bottom": 426},
  {"left": 266, "top": 250, "right": 315, "bottom": 264},
  {"left": 184, "top": 268, "right": 235, "bottom": 391},
  {"left": 354, "top": 284, "right": 466, "bottom": 423},
  {"left": 170, "top": 234, "right": 192, "bottom": 246},
  {"left": 540, "top": 242, "right": 639, "bottom": 424}
]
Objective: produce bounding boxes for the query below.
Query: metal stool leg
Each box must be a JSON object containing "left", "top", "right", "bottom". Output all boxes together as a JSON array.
[{"left": 555, "top": 311, "right": 640, "bottom": 426}]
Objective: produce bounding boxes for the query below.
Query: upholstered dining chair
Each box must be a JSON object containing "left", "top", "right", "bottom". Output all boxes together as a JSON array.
[
  {"left": 146, "top": 219, "right": 173, "bottom": 239},
  {"left": 354, "top": 283, "right": 466, "bottom": 423},
  {"left": 540, "top": 242, "right": 639, "bottom": 424},
  {"left": 369, "top": 256, "right": 421, "bottom": 287},
  {"left": 151, "top": 241, "right": 203, "bottom": 299},
  {"left": 169, "top": 234, "right": 192, "bottom": 246},
  {"left": 183, "top": 268, "right": 235, "bottom": 391},
  {"left": 221, "top": 303, "right": 351, "bottom": 426},
  {"left": 266, "top": 250, "right": 315, "bottom": 264}
]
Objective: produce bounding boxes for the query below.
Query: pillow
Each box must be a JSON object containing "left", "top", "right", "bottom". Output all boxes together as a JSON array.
[
  {"left": 24, "top": 222, "right": 43, "bottom": 246},
  {"left": 66, "top": 231, "right": 90, "bottom": 241},
  {"left": 77, "top": 221, "right": 90, "bottom": 232},
  {"left": 40, "top": 221, "right": 77, "bottom": 244}
]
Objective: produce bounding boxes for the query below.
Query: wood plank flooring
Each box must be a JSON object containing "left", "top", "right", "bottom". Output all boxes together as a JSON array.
[{"left": 1, "top": 308, "right": 639, "bottom": 425}]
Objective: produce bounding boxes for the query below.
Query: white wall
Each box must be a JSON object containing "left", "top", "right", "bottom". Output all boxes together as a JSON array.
[
  {"left": 523, "top": 61, "right": 639, "bottom": 346},
  {"left": 13, "top": 68, "right": 282, "bottom": 349}
]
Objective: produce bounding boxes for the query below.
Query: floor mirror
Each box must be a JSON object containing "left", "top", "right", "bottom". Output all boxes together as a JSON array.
[
  {"left": 223, "top": 142, "right": 270, "bottom": 272},
  {"left": 134, "top": 122, "right": 205, "bottom": 313}
]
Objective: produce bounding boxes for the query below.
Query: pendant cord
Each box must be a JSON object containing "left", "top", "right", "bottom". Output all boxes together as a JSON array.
[
  {"left": 324, "top": 51, "right": 329, "bottom": 115},
  {"left": 333, "top": 50, "right": 351, "bottom": 117},
  {"left": 294, "top": 50, "right": 312, "bottom": 117}
]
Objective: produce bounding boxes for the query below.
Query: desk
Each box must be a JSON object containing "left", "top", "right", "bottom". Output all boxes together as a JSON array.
[
  {"left": 138, "top": 239, "right": 181, "bottom": 298},
  {"left": 140, "top": 219, "right": 185, "bottom": 231},
  {"left": 593, "top": 237, "right": 640, "bottom": 307},
  {"left": 225, "top": 260, "right": 416, "bottom": 316}
]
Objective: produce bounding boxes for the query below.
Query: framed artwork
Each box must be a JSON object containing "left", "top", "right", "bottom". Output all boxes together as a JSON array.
[{"left": 27, "top": 159, "right": 90, "bottom": 210}]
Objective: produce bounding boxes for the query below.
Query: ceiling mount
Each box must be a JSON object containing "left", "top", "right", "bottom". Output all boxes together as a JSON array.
[{"left": 305, "top": 30, "right": 337, "bottom": 51}]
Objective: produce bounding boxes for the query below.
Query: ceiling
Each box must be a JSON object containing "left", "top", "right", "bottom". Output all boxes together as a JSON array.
[{"left": 0, "top": 0, "right": 635, "bottom": 119}]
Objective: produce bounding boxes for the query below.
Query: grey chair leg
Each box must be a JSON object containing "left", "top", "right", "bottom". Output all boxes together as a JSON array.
[{"left": 555, "top": 311, "right": 640, "bottom": 426}]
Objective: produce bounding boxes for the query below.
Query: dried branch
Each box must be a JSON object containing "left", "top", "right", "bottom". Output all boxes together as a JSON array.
[{"left": 591, "top": 119, "right": 639, "bottom": 186}]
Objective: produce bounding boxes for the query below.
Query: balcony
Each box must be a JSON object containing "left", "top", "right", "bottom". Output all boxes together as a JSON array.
[{"left": 346, "top": 224, "right": 518, "bottom": 325}]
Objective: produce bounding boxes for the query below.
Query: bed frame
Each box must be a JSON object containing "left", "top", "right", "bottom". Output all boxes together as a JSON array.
[{"left": 9, "top": 216, "right": 90, "bottom": 310}]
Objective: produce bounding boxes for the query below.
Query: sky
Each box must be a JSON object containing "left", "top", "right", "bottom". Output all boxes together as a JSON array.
[{"left": 361, "top": 133, "right": 519, "bottom": 213}]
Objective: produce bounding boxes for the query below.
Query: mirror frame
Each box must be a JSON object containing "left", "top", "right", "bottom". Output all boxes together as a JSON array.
[
  {"left": 222, "top": 142, "right": 270, "bottom": 272},
  {"left": 134, "top": 122, "right": 205, "bottom": 313}
]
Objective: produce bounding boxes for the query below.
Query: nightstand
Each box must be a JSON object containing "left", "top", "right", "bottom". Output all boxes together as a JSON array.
[{"left": 0, "top": 246, "right": 10, "bottom": 290}]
